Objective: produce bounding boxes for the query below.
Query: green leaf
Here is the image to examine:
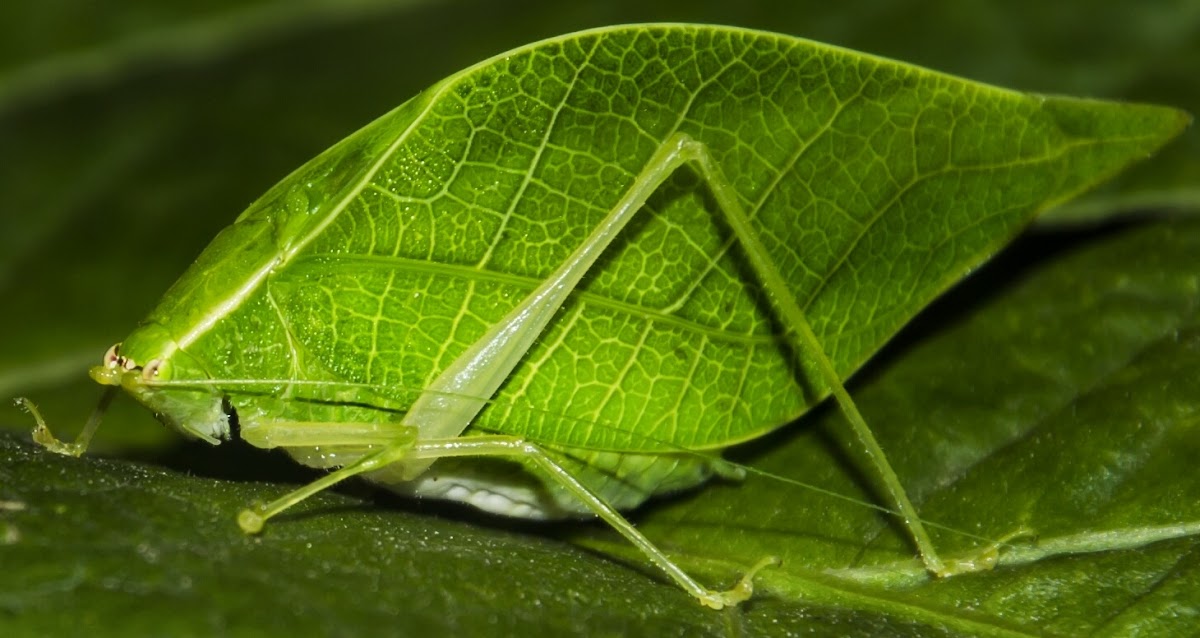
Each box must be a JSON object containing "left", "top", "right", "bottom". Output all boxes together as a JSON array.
[
  {"left": 3, "top": 218, "right": 1196, "bottom": 635},
  {"left": 0, "top": 433, "right": 730, "bottom": 635}
]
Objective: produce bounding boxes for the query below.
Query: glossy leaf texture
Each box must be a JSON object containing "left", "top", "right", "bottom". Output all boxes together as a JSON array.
[
  {"left": 123, "top": 25, "right": 1183, "bottom": 456},
  {"left": 3, "top": 217, "right": 1197, "bottom": 636}
]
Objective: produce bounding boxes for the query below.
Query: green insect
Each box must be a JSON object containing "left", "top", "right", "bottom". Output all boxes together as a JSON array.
[{"left": 23, "top": 24, "right": 1182, "bottom": 609}]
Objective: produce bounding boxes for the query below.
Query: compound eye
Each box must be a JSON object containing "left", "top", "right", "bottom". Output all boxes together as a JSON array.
[
  {"left": 103, "top": 343, "right": 122, "bottom": 368},
  {"left": 142, "top": 359, "right": 164, "bottom": 381}
]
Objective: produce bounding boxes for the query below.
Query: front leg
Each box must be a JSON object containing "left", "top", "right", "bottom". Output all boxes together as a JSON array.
[{"left": 235, "top": 417, "right": 420, "bottom": 533}]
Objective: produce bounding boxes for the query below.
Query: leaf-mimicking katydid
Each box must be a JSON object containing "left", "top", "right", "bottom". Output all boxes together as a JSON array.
[{"left": 23, "top": 24, "right": 1186, "bottom": 609}]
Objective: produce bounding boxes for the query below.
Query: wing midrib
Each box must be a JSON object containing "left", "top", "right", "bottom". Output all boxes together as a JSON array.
[{"left": 283, "top": 253, "right": 779, "bottom": 346}]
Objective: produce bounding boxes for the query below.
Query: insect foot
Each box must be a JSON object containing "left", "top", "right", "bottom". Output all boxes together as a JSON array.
[
  {"left": 19, "top": 381, "right": 119, "bottom": 457},
  {"left": 238, "top": 505, "right": 267, "bottom": 534},
  {"left": 18, "top": 397, "right": 83, "bottom": 457},
  {"left": 935, "top": 526, "right": 1038, "bottom": 577},
  {"left": 700, "top": 556, "right": 781, "bottom": 610}
]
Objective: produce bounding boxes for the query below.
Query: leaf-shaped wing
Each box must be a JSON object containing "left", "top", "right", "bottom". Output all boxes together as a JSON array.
[{"left": 128, "top": 25, "right": 1186, "bottom": 456}]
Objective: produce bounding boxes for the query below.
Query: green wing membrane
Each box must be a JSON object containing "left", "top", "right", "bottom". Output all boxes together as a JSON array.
[{"left": 126, "top": 25, "right": 1186, "bottom": 457}]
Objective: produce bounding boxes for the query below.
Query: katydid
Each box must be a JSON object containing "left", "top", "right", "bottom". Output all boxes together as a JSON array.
[{"left": 21, "top": 25, "right": 1183, "bottom": 609}]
